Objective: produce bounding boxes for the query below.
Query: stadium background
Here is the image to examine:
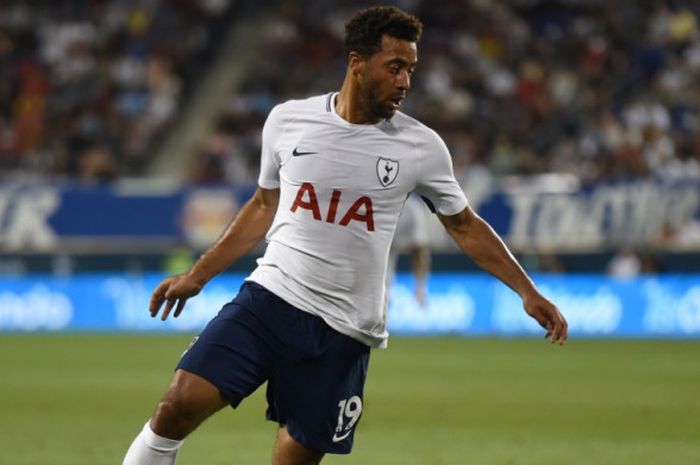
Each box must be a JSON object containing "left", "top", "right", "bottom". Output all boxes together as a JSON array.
[{"left": 1, "top": 0, "right": 699, "bottom": 464}]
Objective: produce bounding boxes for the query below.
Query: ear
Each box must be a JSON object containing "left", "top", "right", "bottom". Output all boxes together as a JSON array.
[{"left": 348, "top": 51, "right": 366, "bottom": 77}]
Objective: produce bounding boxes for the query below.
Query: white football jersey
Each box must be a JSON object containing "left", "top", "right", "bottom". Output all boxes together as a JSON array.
[{"left": 247, "top": 92, "right": 468, "bottom": 348}]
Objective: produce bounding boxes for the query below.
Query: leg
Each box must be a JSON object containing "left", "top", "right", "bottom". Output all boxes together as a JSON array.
[
  {"left": 151, "top": 369, "right": 230, "bottom": 439},
  {"left": 122, "top": 369, "right": 229, "bottom": 465},
  {"left": 124, "top": 283, "right": 278, "bottom": 464},
  {"left": 272, "top": 425, "right": 324, "bottom": 465}
]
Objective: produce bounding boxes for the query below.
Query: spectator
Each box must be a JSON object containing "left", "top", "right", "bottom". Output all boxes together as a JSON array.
[
  {"left": 607, "top": 248, "right": 642, "bottom": 278},
  {"left": 197, "top": 0, "right": 700, "bottom": 188},
  {"left": 0, "top": 0, "right": 237, "bottom": 181}
]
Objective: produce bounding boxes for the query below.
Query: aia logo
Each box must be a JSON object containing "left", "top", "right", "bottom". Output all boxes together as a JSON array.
[
  {"left": 377, "top": 158, "right": 399, "bottom": 187},
  {"left": 290, "top": 183, "right": 374, "bottom": 231}
]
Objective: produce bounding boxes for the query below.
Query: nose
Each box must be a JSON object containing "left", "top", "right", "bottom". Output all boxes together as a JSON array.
[{"left": 396, "top": 70, "right": 410, "bottom": 91}]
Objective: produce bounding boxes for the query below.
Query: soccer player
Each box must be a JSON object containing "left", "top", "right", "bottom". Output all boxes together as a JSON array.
[
  {"left": 122, "top": 6, "right": 568, "bottom": 465},
  {"left": 387, "top": 193, "right": 431, "bottom": 306}
]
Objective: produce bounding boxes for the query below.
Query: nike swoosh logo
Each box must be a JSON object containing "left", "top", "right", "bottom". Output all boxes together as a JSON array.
[
  {"left": 332, "top": 430, "right": 352, "bottom": 443},
  {"left": 292, "top": 147, "right": 318, "bottom": 157}
]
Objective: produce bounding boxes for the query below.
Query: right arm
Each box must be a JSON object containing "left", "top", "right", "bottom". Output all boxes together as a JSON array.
[
  {"left": 150, "top": 187, "right": 280, "bottom": 320},
  {"left": 439, "top": 206, "right": 567, "bottom": 344},
  {"left": 416, "top": 129, "right": 565, "bottom": 343}
]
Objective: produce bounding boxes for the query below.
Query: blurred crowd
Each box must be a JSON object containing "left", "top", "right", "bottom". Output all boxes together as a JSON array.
[
  {"left": 0, "top": 0, "right": 236, "bottom": 182},
  {"left": 191, "top": 0, "right": 700, "bottom": 192},
  {"left": 2, "top": 0, "right": 699, "bottom": 188}
]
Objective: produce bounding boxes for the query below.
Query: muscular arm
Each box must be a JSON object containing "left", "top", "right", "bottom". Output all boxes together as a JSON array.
[
  {"left": 151, "top": 187, "right": 280, "bottom": 320},
  {"left": 186, "top": 187, "right": 280, "bottom": 285},
  {"left": 439, "top": 206, "right": 568, "bottom": 344}
]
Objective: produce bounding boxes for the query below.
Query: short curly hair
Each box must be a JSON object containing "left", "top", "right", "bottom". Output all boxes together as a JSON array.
[{"left": 344, "top": 6, "right": 423, "bottom": 58}]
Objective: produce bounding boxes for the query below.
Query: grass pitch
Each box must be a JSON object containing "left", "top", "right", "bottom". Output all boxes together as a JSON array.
[{"left": 0, "top": 335, "right": 698, "bottom": 465}]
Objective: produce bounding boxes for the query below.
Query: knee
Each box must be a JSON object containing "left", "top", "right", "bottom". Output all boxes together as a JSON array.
[
  {"left": 151, "top": 392, "right": 200, "bottom": 439},
  {"left": 150, "top": 371, "right": 228, "bottom": 440},
  {"left": 273, "top": 426, "right": 324, "bottom": 465}
]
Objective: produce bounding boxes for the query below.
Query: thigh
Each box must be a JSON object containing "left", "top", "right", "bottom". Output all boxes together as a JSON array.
[
  {"left": 265, "top": 315, "right": 370, "bottom": 455},
  {"left": 176, "top": 282, "right": 277, "bottom": 407}
]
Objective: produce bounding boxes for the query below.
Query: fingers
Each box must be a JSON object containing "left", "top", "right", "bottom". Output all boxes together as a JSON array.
[
  {"left": 149, "top": 281, "right": 169, "bottom": 317},
  {"left": 160, "top": 297, "right": 176, "bottom": 321},
  {"left": 546, "top": 309, "right": 568, "bottom": 345},
  {"left": 174, "top": 298, "right": 188, "bottom": 318},
  {"left": 150, "top": 278, "right": 188, "bottom": 320},
  {"left": 528, "top": 298, "right": 568, "bottom": 346}
]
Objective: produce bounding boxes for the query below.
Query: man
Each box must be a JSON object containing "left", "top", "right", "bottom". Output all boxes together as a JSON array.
[
  {"left": 123, "top": 6, "right": 567, "bottom": 465},
  {"left": 387, "top": 193, "right": 431, "bottom": 306}
]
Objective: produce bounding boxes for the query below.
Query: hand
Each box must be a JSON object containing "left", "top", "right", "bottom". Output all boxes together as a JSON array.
[
  {"left": 149, "top": 273, "right": 204, "bottom": 321},
  {"left": 415, "top": 284, "right": 427, "bottom": 308},
  {"left": 522, "top": 292, "right": 568, "bottom": 345}
]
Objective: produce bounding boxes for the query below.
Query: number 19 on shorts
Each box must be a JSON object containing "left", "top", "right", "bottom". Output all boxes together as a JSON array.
[{"left": 332, "top": 395, "right": 363, "bottom": 443}]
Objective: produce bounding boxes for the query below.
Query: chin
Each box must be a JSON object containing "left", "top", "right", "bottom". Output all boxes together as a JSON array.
[
  {"left": 367, "top": 95, "right": 395, "bottom": 120},
  {"left": 373, "top": 105, "right": 395, "bottom": 120}
]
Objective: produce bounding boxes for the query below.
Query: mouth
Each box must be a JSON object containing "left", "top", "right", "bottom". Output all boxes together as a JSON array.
[{"left": 388, "top": 96, "right": 405, "bottom": 111}]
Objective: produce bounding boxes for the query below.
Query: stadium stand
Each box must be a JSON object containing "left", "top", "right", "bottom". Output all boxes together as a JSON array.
[
  {"left": 0, "top": 0, "right": 245, "bottom": 182},
  {"left": 1, "top": 0, "right": 699, "bottom": 273},
  {"left": 2, "top": 1, "right": 698, "bottom": 185},
  {"left": 192, "top": 0, "right": 700, "bottom": 186}
]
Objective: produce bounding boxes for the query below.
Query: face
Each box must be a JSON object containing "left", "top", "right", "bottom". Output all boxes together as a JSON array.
[{"left": 353, "top": 35, "right": 417, "bottom": 120}]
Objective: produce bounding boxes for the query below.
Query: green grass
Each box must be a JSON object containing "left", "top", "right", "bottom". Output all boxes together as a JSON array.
[{"left": 1, "top": 335, "right": 699, "bottom": 465}]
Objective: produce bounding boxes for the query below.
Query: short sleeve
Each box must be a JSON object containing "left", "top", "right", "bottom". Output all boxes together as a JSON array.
[
  {"left": 257, "top": 105, "right": 283, "bottom": 189},
  {"left": 414, "top": 130, "right": 469, "bottom": 216}
]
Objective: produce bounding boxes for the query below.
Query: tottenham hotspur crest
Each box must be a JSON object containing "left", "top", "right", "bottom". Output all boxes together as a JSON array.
[{"left": 377, "top": 157, "right": 399, "bottom": 187}]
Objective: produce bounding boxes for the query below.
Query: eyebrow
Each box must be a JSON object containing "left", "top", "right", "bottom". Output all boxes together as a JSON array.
[{"left": 386, "top": 57, "right": 417, "bottom": 67}]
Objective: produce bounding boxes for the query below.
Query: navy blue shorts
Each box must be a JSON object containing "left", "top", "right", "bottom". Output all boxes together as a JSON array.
[{"left": 177, "top": 281, "right": 370, "bottom": 454}]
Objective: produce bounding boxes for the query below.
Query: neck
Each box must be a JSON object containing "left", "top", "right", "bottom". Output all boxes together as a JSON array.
[{"left": 335, "top": 76, "right": 382, "bottom": 125}]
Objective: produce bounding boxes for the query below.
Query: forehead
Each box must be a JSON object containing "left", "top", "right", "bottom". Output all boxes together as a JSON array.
[{"left": 374, "top": 35, "right": 417, "bottom": 64}]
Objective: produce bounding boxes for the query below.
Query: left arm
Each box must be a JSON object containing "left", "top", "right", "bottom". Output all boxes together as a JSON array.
[{"left": 439, "top": 206, "right": 568, "bottom": 344}]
